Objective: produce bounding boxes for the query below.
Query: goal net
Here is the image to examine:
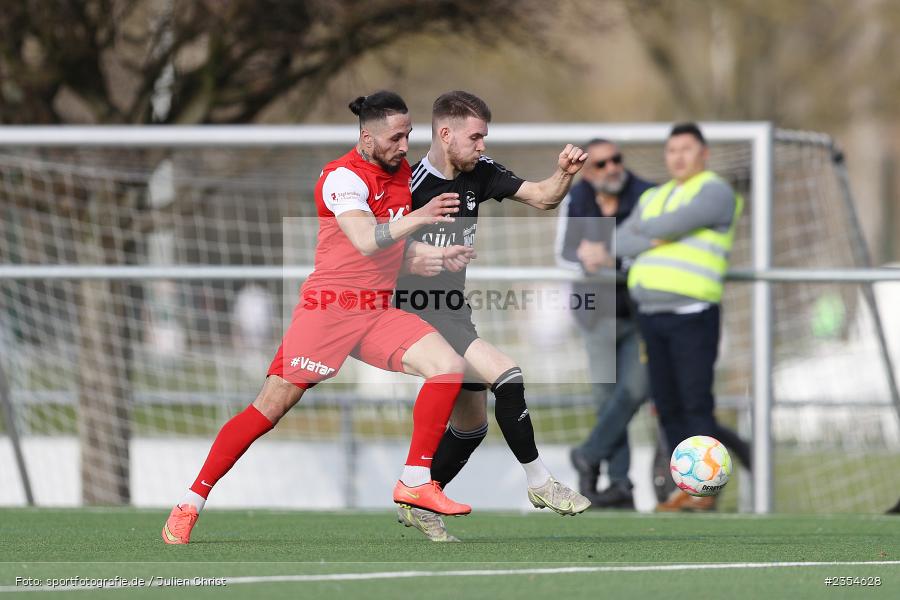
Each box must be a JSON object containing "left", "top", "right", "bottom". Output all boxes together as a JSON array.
[{"left": 0, "top": 125, "right": 897, "bottom": 512}]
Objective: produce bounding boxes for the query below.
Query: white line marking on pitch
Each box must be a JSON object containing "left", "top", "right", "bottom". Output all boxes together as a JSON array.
[
  {"left": 226, "top": 561, "right": 900, "bottom": 584},
  {"left": 1, "top": 561, "right": 898, "bottom": 592}
]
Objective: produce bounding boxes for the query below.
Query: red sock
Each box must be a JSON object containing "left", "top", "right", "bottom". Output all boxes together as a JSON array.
[
  {"left": 405, "top": 373, "right": 464, "bottom": 467},
  {"left": 190, "top": 404, "right": 274, "bottom": 498}
]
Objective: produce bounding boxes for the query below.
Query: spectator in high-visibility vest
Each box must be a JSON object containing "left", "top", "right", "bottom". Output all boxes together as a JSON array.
[{"left": 616, "top": 122, "right": 751, "bottom": 512}]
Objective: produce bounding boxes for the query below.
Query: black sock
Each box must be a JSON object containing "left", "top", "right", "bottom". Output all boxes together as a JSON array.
[
  {"left": 430, "top": 423, "right": 488, "bottom": 488},
  {"left": 492, "top": 367, "right": 539, "bottom": 464}
]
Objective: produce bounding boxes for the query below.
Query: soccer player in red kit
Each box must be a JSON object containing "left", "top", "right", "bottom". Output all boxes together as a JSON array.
[{"left": 162, "top": 91, "right": 477, "bottom": 544}]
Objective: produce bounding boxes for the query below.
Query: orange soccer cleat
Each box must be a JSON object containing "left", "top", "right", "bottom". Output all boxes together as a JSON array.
[
  {"left": 161, "top": 504, "right": 199, "bottom": 545},
  {"left": 393, "top": 480, "right": 471, "bottom": 516},
  {"left": 655, "top": 488, "right": 717, "bottom": 512}
]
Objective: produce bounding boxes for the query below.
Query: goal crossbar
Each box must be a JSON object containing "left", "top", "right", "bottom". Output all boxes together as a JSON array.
[{"left": 0, "top": 122, "right": 773, "bottom": 147}]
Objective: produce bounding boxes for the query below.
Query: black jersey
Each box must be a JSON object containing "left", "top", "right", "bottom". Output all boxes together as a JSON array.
[{"left": 395, "top": 154, "right": 524, "bottom": 312}]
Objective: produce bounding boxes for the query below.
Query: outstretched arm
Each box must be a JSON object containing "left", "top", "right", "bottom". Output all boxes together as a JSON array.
[{"left": 510, "top": 144, "right": 587, "bottom": 210}]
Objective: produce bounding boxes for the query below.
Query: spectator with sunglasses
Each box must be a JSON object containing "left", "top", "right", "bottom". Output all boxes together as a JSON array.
[{"left": 556, "top": 139, "right": 654, "bottom": 509}]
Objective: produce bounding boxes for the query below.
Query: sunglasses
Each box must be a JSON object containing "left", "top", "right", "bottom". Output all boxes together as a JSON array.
[{"left": 594, "top": 154, "right": 623, "bottom": 169}]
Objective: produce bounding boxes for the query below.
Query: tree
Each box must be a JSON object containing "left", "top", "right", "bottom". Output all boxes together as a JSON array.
[
  {"left": 0, "top": 0, "right": 552, "bottom": 125},
  {"left": 620, "top": 0, "right": 900, "bottom": 127}
]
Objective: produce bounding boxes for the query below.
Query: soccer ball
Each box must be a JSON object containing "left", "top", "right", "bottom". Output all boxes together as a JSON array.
[{"left": 670, "top": 435, "right": 732, "bottom": 497}]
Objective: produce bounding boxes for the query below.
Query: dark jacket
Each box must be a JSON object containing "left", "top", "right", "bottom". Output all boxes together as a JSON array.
[{"left": 557, "top": 171, "right": 654, "bottom": 328}]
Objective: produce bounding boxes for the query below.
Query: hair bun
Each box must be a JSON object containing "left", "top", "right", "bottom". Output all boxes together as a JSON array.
[
  {"left": 348, "top": 96, "right": 367, "bottom": 116},
  {"left": 348, "top": 91, "right": 407, "bottom": 124}
]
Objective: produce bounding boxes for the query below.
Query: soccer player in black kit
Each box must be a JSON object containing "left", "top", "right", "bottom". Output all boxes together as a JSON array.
[{"left": 394, "top": 91, "right": 590, "bottom": 541}]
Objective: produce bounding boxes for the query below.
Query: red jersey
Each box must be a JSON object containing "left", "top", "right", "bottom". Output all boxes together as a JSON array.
[{"left": 305, "top": 149, "right": 412, "bottom": 292}]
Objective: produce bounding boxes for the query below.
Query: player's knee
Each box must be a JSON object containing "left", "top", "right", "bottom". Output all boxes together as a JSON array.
[
  {"left": 490, "top": 358, "right": 519, "bottom": 382},
  {"left": 452, "top": 415, "right": 488, "bottom": 432},
  {"left": 446, "top": 353, "right": 466, "bottom": 375},
  {"left": 452, "top": 388, "right": 489, "bottom": 427},
  {"left": 424, "top": 352, "right": 465, "bottom": 378},
  {"left": 252, "top": 396, "right": 286, "bottom": 424},
  {"left": 254, "top": 376, "right": 304, "bottom": 423}
]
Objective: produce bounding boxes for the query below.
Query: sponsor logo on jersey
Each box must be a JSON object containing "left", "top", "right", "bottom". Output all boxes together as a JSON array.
[
  {"left": 421, "top": 229, "right": 457, "bottom": 247},
  {"left": 331, "top": 190, "right": 361, "bottom": 203},
  {"left": 463, "top": 223, "right": 477, "bottom": 247},
  {"left": 420, "top": 223, "right": 477, "bottom": 248},
  {"left": 388, "top": 206, "right": 408, "bottom": 222},
  {"left": 465, "top": 190, "right": 477, "bottom": 211}
]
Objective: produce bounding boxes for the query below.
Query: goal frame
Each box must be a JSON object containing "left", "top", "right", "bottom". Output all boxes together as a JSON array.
[{"left": 0, "top": 122, "right": 784, "bottom": 513}]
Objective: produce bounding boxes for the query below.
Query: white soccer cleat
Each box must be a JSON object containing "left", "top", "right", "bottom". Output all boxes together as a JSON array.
[
  {"left": 527, "top": 477, "right": 591, "bottom": 515},
  {"left": 396, "top": 504, "right": 461, "bottom": 542}
]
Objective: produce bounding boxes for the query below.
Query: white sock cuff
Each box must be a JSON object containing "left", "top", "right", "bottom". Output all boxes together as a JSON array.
[
  {"left": 522, "top": 457, "right": 552, "bottom": 488},
  {"left": 400, "top": 465, "right": 431, "bottom": 487},
  {"left": 181, "top": 490, "right": 206, "bottom": 512}
]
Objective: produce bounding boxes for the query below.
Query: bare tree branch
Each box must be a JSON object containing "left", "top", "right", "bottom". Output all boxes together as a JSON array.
[
  {"left": 618, "top": 0, "right": 900, "bottom": 127},
  {"left": 0, "top": 0, "right": 555, "bottom": 125}
]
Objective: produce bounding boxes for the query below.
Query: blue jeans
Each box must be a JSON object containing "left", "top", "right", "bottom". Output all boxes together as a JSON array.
[{"left": 579, "top": 317, "right": 650, "bottom": 485}]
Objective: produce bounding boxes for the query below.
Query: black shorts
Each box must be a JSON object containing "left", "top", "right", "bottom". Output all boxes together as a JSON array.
[
  {"left": 417, "top": 307, "right": 479, "bottom": 356},
  {"left": 415, "top": 307, "right": 487, "bottom": 392}
]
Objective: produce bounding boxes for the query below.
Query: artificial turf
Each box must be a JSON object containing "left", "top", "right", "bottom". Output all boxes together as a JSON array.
[{"left": 0, "top": 508, "right": 897, "bottom": 599}]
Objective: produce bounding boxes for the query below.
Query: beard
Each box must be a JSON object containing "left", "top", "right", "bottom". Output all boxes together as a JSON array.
[
  {"left": 377, "top": 159, "right": 401, "bottom": 173},
  {"left": 372, "top": 145, "right": 404, "bottom": 173},
  {"left": 591, "top": 172, "right": 627, "bottom": 196},
  {"left": 447, "top": 144, "right": 478, "bottom": 173}
]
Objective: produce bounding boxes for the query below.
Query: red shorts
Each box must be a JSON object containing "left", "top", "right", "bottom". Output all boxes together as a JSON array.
[{"left": 267, "top": 294, "right": 435, "bottom": 388}]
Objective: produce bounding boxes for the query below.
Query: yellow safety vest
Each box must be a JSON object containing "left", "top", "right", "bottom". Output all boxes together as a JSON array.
[{"left": 626, "top": 170, "right": 742, "bottom": 303}]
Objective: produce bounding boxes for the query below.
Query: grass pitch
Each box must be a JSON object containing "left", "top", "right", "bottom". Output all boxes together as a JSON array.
[{"left": 0, "top": 508, "right": 898, "bottom": 599}]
